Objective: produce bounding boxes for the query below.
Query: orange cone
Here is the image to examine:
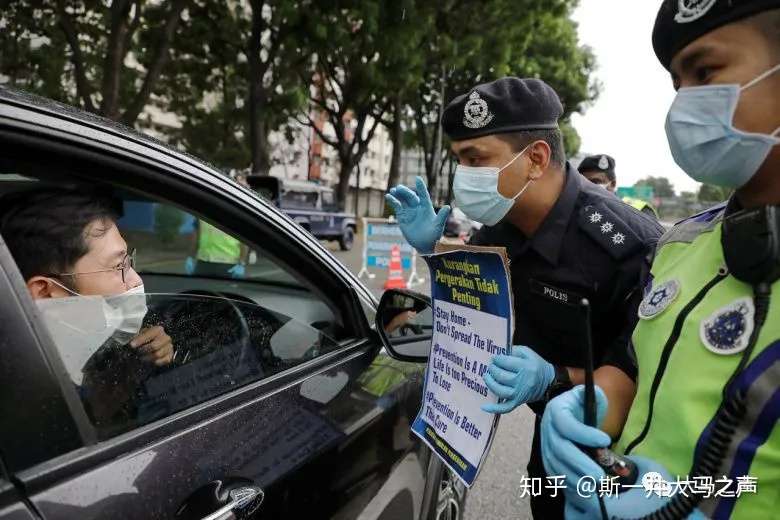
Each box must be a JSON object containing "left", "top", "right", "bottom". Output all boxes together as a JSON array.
[{"left": 383, "top": 244, "right": 407, "bottom": 290}]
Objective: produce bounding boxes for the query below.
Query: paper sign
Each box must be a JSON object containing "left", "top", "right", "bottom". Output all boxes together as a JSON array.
[{"left": 411, "top": 244, "right": 514, "bottom": 487}]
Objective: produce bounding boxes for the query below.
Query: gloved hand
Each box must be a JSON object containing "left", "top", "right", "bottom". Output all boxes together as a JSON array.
[
  {"left": 184, "top": 256, "right": 196, "bottom": 275},
  {"left": 541, "top": 385, "right": 611, "bottom": 491},
  {"left": 228, "top": 264, "right": 246, "bottom": 279},
  {"left": 481, "top": 346, "right": 555, "bottom": 414},
  {"left": 385, "top": 176, "right": 450, "bottom": 254},
  {"left": 564, "top": 455, "right": 707, "bottom": 520}
]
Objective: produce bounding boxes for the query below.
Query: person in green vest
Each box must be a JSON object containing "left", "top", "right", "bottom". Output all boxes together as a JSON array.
[
  {"left": 184, "top": 176, "right": 250, "bottom": 279},
  {"left": 185, "top": 219, "right": 248, "bottom": 278},
  {"left": 541, "top": 1, "right": 780, "bottom": 518},
  {"left": 579, "top": 153, "right": 659, "bottom": 219}
]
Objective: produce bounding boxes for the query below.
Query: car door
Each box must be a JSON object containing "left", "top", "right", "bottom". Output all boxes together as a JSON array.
[{"left": 0, "top": 97, "right": 431, "bottom": 520}]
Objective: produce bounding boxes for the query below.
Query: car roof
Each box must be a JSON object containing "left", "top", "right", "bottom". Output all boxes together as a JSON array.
[{"left": 0, "top": 86, "right": 226, "bottom": 177}]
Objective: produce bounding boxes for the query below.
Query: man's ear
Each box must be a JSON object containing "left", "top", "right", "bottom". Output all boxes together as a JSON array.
[
  {"left": 26, "top": 276, "right": 70, "bottom": 300},
  {"left": 527, "top": 141, "right": 552, "bottom": 180},
  {"left": 608, "top": 181, "right": 617, "bottom": 192}
]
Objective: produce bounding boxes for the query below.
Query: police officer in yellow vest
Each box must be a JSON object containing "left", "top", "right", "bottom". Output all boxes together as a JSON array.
[
  {"left": 541, "top": 1, "right": 780, "bottom": 518},
  {"left": 579, "top": 154, "right": 659, "bottom": 219},
  {"left": 185, "top": 220, "right": 248, "bottom": 278}
]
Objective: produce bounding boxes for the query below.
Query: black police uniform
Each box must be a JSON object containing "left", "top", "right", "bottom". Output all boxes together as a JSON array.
[
  {"left": 442, "top": 76, "right": 665, "bottom": 518},
  {"left": 470, "top": 164, "right": 664, "bottom": 518}
]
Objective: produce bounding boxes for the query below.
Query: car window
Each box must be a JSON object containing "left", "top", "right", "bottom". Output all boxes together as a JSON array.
[
  {"left": 281, "top": 190, "right": 318, "bottom": 209},
  {"left": 0, "top": 172, "right": 348, "bottom": 440},
  {"left": 321, "top": 190, "right": 335, "bottom": 209}
]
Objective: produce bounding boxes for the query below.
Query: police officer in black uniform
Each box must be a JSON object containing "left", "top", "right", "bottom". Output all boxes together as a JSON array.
[
  {"left": 579, "top": 154, "right": 660, "bottom": 218},
  {"left": 386, "top": 77, "right": 664, "bottom": 519},
  {"left": 578, "top": 154, "right": 618, "bottom": 192}
]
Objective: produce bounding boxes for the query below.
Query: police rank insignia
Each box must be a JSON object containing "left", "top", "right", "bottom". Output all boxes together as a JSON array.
[
  {"left": 598, "top": 155, "right": 609, "bottom": 170},
  {"left": 638, "top": 279, "right": 680, "bottom": 320},
  {"left": 463, "top": 91, "right": 494, "bottom": 129},
  {"left": 700, "top": 297, "right": 755, "bottom": 355},
  {"left": 579, "top": 205, "right": 640, "bottom": 260},
  {"left": 674, "top": 0, "right": 718, "bottom": 24}
]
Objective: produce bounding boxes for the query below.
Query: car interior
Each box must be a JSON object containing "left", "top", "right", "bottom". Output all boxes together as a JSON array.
[{"left": 0, "top": 163, "right": 355, "bottom": 439}]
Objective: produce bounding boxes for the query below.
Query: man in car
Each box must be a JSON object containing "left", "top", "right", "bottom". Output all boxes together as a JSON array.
[
  {"left": 386, "top": 77, "right": 664, "bottom": 518},
  {"left": 0, "top": 187, "right": 173, "bottom": 428}
]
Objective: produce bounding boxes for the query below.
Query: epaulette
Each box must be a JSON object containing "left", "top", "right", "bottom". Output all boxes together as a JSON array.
[{"left": 579, "top": 203, "right": 643, "bottom": 260}]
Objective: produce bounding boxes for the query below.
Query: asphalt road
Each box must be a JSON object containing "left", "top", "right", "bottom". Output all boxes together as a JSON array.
[{"left": 325, "top": 235, "right": 535, "bottom": 520}]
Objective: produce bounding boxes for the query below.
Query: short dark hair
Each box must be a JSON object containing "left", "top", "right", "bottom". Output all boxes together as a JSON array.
[
  {"left": 496, "top": 129, "right": 566, "bottom": 169},
  {"left": 0, "top": 188, "right": 121, "bottom": 284}
]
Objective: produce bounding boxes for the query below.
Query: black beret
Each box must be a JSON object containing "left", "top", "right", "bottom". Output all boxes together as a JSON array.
[
  {"left": 578, "top": 154, "right": 616, "bottom": 180},
  {"left": 653, "top": 0, "right": 780, "bottom": 70},
  {"left": 442, "top": 77, "right": 563, "bottom": 141}
]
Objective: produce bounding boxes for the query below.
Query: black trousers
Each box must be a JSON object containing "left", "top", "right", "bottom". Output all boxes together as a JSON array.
[
  {"left": 528, "top": 414, "right": 564, "bottom": 519},
  {"left": 194, "top": 260, "right": 233, "bottom": 278}
]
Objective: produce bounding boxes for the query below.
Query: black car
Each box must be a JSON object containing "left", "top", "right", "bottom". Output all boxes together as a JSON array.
[{"left": 0, "top": 88, "right": 465, "bottom": 520}]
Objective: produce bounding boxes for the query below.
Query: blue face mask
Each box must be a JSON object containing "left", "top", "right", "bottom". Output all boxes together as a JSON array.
[
  {"left": 453, "top": 146, "right": 533, "bottom": 226},
  {"left": 665, "top": 63, "right": 780, "bottom": 189}
]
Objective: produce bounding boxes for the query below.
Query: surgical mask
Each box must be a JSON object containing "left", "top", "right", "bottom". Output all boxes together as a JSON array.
[
  {"left": 36, "top": 284, "right": 148, "bottom": 383},
  {"left": 453, "top": 147, "right": 533, "bottom": 226},
  {"left": 665, "top": 63, "right": 780, "bottom": 188}
]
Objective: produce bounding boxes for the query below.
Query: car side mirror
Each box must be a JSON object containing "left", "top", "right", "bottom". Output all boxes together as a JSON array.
[{"left": 375, "top": 289, "right": 433, "bottom": 363}]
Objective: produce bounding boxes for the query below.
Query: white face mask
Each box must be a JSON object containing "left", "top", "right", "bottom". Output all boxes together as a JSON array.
[
  {"left": 36, "top": 283, "right": 148, "bottom": 384},
  {"left": 452, "top": 146, "right": 533, "bottom": 226}
]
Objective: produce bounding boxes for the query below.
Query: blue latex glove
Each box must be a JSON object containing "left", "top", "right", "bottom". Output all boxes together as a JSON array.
[
  {"left": 480, "top": 346, "right": 556, "bottom": 414},
  {"left": 228, "top": 264, "right": 246, "bottom": 279},
  {"left": 184, "top": 256, "right": 196, "bottom": 275},
  {"left": 564, "top": 455, "right": 708, "bottom": 520},
  {"left": 541, "top": 385, "right": 611, "bottom": 491},
  {"left": 385, "top": 176, "right": 450, "bottom": 254}
]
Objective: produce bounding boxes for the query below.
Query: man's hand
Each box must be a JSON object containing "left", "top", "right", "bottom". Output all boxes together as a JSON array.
[
  {"left": 130, "top": 326, "right": 174, "bottom": 366},
  {"left": 541, "top": 385, "right": 611, "bottom": 490},
  {"left": 385, "top": 176, "right": 450, "bottom": 254},
  {"left": 564, "top": 454, "right": 707, "bottom": 520},
  {"left": 481, "top": 346, "right": 555, "bottom": 414}
]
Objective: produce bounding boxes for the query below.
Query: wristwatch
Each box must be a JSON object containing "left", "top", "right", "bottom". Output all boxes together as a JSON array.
[{"left": 544, "top": 365, "right": 573, "bottom": 403}]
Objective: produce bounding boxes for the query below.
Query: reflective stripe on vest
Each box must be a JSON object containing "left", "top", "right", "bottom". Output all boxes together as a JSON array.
[{"left": 616, "top": 213, "right": 780, "bottom": 519}]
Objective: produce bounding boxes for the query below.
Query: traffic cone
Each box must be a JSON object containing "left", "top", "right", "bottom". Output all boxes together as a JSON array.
[{"left": 383, "top": 244, "right": 407, "bottom": 290}]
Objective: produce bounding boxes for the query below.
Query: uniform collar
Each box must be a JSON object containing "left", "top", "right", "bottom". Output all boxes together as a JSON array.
[
  {"left": 497, "top": 162, "right": 581, "bottom": 266},
  {"left": 527, "top": 162, "right": 581, "bottom": 266}
]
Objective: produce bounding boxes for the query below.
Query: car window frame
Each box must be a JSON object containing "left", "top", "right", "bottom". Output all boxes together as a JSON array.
[{"left": 0, "top": 104, "right": 379, "bottom": 484}]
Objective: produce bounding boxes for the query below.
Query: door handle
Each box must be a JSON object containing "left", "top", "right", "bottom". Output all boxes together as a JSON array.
[{"left": 201, "top": 485, "right": 264, "bottom": 520}]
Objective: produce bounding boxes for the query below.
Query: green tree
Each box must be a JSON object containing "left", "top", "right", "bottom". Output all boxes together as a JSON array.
[
  {"left": 698, "top": 184, "right": 732, "bottom": 203},
  {"left": 298, "top": 0, "right": 425, "bottom": 209},
  {"left": 635, "top": 176, "right": 676, "bottom": 198},
  {"left": 0, "top": 0, "right": 192, "bottom": 125}
]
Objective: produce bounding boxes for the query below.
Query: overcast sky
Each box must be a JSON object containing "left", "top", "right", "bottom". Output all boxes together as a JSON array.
[{"left": 571, "top": 1, "right": 700, "bottom": 194}]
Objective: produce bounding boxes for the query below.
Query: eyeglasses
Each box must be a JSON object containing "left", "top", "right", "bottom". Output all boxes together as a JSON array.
[{"left": 52, "top": 248, "right": 137, "bottom": 284}]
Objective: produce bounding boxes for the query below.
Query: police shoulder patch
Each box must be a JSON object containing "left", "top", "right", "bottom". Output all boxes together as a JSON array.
[
  {"left": 700, "top": 297, "right": 755, "bottom": 355},
  {"left": 638, "top": 279, "right": 680, "bottom": 320},
  {"left": 579, "top": 203, "right": 642, "bottom": 260}
]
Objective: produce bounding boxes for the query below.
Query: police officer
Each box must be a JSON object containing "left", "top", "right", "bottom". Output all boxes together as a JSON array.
[
  {"left": 542, "top": 1, "right": 780, "bottom": 518},
  {"left": 386, "top": 77, "right": 664, "bottom": 519},
  {"left": 579, "top": 154, "right": 618, "bottom": 192},
  {"left": 579, "top": 154, "right": 659, "bottom": 218}
]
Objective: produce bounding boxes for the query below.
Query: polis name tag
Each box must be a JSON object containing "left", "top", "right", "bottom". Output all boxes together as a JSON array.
[{"left": 529, "top": 279, "right": 582, "bottom": 306}]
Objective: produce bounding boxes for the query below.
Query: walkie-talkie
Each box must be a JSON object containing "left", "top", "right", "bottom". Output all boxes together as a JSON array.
[{"left": 580, "top": 298, "right": 638, "bottom": 486}]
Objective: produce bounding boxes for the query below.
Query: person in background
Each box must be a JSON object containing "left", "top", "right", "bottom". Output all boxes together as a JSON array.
[
  {"left": 185, "top": 175, "right": 249, "bottom": 278},
  {"left": 579, "top": 153, "right": 659, "bottom": 218}
]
